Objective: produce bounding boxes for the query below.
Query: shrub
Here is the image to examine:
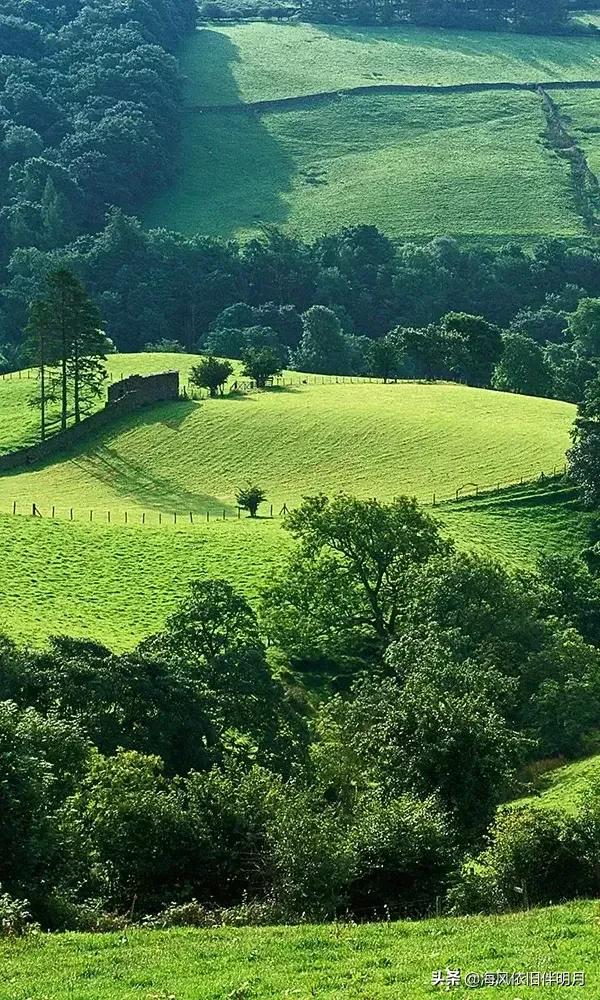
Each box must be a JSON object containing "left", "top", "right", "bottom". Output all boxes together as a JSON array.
[{"left": 0, "top": 889, "right": 37, "bottom": 937}]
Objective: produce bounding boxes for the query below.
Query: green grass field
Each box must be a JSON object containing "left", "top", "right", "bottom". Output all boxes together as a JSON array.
[
  {"left": 0, "top": 355, "right": 583, "bottom": 647},
  {"left": 183, "top": 23, "right": 600, "bottom": 105},
  {"left": 0, "top": 370, "right": 574, "bottom": 516},
  {"left": 2, "top": 901, "right": 598, "bottom": 998},
  {"left": 145, "top": 91, "right": 581, "bottom": 241},
  {"left": 550, "top": 87, "right": 600, "bottom": 177}
]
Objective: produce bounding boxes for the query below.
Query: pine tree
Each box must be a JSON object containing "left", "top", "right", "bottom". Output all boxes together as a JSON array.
[{"left": 26, "top": 269, "right": 106, "bottom": 434}]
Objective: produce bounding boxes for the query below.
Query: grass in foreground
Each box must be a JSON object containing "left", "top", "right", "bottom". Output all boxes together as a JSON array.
[
  {"left": 1, "top": 901, "right": 598, "bottom": 998},
  {"left": 183, "top": 22, "right": 600, "bottom": 105},
  {"left": 145, "top": 91, "right": 580, "bottom": 242}
]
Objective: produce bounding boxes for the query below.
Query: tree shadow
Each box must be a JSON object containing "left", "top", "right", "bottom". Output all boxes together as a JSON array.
[{"left": 146, "top": 30, "right": 296, "bottom": 238}]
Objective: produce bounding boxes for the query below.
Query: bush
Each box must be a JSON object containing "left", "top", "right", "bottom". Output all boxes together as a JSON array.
[
  {"left": 447, "top": 806, "right": 589, "bottom": 914},
  {"left": 0, "top": 889, "right": 37, "bottom": 937}
]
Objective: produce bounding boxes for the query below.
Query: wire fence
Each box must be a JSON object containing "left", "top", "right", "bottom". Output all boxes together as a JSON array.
[{"left": 0, "top": 467, "right": 569, "bottom": 530}]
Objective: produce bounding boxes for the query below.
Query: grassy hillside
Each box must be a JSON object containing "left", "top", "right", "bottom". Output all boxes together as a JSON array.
[
  {"left": 0, "top": 357, "right": 583, "bottom": 647},
  {"left": 0, "top": 487, "right": 587, "bottom": 649},
  {"left": 0, "top": 376, "right": 573, "bottom": 516},
  {"left": 184, "top": 23, "right": 600, "bottom": 105},
  {"left": 551, "top": 86, "right": 600, "bottom": 176},
  {"left": 2, "top": 900, "right": 597, "bottom": 997},
  {"left": 145, "top": 91, "right": 580, "bottom": 242},
  {"left": 511, "top": 753, "right": 600, "bottom": 815}
]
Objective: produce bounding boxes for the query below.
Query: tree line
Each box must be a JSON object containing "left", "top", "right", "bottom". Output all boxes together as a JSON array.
[
  {"left": 4, "top": 494, "right": 600, "bottom": 933},
  {"left": 201, "top": 0, "right": 576, "bottom": 34},
  {"left": 6, "top": 219, "right": 600, "bottom": 404}
]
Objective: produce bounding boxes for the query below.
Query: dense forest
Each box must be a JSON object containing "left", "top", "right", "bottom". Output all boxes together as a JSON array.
[
  {"left": 5, "top": 216, "right": 600, "bottom": 403},
  {"left": 0, "top": 0, "right": 197, "bottom": 273}
]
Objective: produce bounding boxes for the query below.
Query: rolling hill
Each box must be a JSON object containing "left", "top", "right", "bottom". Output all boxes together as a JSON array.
[{"left": 0, "top": 355, "right": 586, "bottom": 648}]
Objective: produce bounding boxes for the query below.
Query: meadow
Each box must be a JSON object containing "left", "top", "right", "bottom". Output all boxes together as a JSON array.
[
  {"left": 145, "top": 91, "right": 580, "bottom": 241},
  {"left": 183, "top": 22, "right": 600, "bottom": 105},
  {"left": 1, "top": 901, "right": 598, "bottom": 998},
  {"left": 511, "top": 752, "right": 600, "bottom": 815},
  {"left": 550, "top": 86, "right": 600, "bottom": 177},
  {"left": 0, "top": 369, "right": 573, "bottom": 516},
  {"left": 0, "top": 356, "right": 583, "bottom": 647}
]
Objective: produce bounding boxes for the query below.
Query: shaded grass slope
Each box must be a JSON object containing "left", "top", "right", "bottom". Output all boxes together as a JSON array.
[{"left": 145, "top": 91, "right": 581, "bottom": 242}]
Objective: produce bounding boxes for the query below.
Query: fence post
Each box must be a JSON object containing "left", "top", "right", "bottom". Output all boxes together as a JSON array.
[
  {"left": 174, "top": 512, "right": 177, "bottom": 525},
  {"left": 270, "top": 504, "right": 273, "bottom": 518},
  {"left": 222, "top": 509, "right": 226, "bottom": 520},
  {"left": 89, "top": 510, "right": 93, "bottom": 522},
  {"left": 206, "top": 510, "right": 210, "bottom": 523},
  {"left": 190, "top": 511, "right": 193, "bottom": 524},
  {"left": 237, "top": 506, "right": 241, "bottom": 519},
  {"left": 70, "top": 508, "right": 73, "bottom": 521},
  {"left": 107, "top": 510, "right": 110, "bottom": 524},
  {"left": 142, "top": 512, "right": 145, "bottom": 525},
  {"left": 52, "top": 506, "right": 55, "bottom": 518},
  {"left": 159, "top": 512, "right": 162, "bottom": 526},
  {"left": 12, "top": 501, "right": 16, "bottom": 515},
  {"left": 125, "top": 511, "right": 128, "bottom": 525}
]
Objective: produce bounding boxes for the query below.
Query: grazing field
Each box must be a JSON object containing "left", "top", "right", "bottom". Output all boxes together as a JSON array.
[
  {"left": 145, "top": 91, "right": 581, "bottom": 241},
  {"left": 0, "top": 487, "right": 586, "bottom": 649},
  {"left": 0, "top": 375, "right": 574, "bottom": 517},
  {"left": 2, "top": 901, "right": 598, "bottom": 998},
  {"left": 184, "top": 23, "right": 600, "bottom": 105},
  {"left": 0, "top": 356, "right": 581, "bottom": 647},
  {"left": 551, "top": 86, "right": 600, "bottom": 177}
]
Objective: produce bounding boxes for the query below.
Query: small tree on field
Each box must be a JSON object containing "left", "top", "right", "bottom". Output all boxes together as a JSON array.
[
  {"left": 236, "top": 484, "right": 267, "bottom": 518},
  {"left": 190, "top": 356, "right": 233, "bottom": 398},
  {"left": 241, "top": 346, "right": 282, "bottom": 388}
]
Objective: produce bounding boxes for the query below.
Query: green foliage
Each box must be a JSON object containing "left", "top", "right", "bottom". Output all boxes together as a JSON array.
[
  {"left": 492, "top": 332, "right": 551, "bottom": 396},
  {"left": 236, "top": 484, "right": 268, "bottom": 517},
  {"left": 241, "top": 346, "right": 282, "bottom": 387},
  {"left": 190, "top": 355, "right": 234, "bottom": 397}
]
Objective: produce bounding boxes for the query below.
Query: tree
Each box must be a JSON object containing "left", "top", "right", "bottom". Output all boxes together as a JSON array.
[
  {"left": 241, "top": 346, "right": 282, "bottom": 388},
  {"left": 292, "top": 306, "right": 351, "bottom": 375},
  {"left": 236, "top": 484, "right": 267, "bottom": 518},
  {"left": 492, "top": 333, "right": 551, "bottom": 397},
  {"left": 366, "top": 333, "right": 404, "bottom": 382},
  {"left": 26, "top": 269, "right": 105, "bottom": 431},
  {"left": 24, "top": 298, "right": 56, "bottom": 441},
  {"left": 567, "top": 375, "right": 600, "bottom": 506},
  {"left": 440, "top": 312, "right": 503, "bottom": 387},
  {"left": 568, "top": 297, "right": 600, "bottom": 360},
  {"left": 189, "top": 356, "right": 233, "bottom": 398},
  {"left": 264, "top": 495, "right": 447, "bottom": 668}
]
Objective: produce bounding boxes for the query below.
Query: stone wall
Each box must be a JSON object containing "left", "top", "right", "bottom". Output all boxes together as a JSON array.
[{"left": 0, "top": 371, "right": 180, "bottom": 473}]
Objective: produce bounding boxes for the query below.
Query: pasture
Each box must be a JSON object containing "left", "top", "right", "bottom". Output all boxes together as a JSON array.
[
  {"left": 183, "top": 22, "right": 600, "bottom": 105},
  {"left": 551, "top": 86, "right": 600, "bottom": 177},
  {"left": 145, "top": 91, "right": 581, "bottom": 242},
  {"left": 0, "top": 356, "right": 583, "bottom": 647},
  {"left": 1, "top": 900, "right": 598, "bottom": 998}
]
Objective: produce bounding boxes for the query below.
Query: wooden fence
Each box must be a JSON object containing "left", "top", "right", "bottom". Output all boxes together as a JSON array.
[{"left": 0, "top": 467, "right": 569, "bottom": 529}]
